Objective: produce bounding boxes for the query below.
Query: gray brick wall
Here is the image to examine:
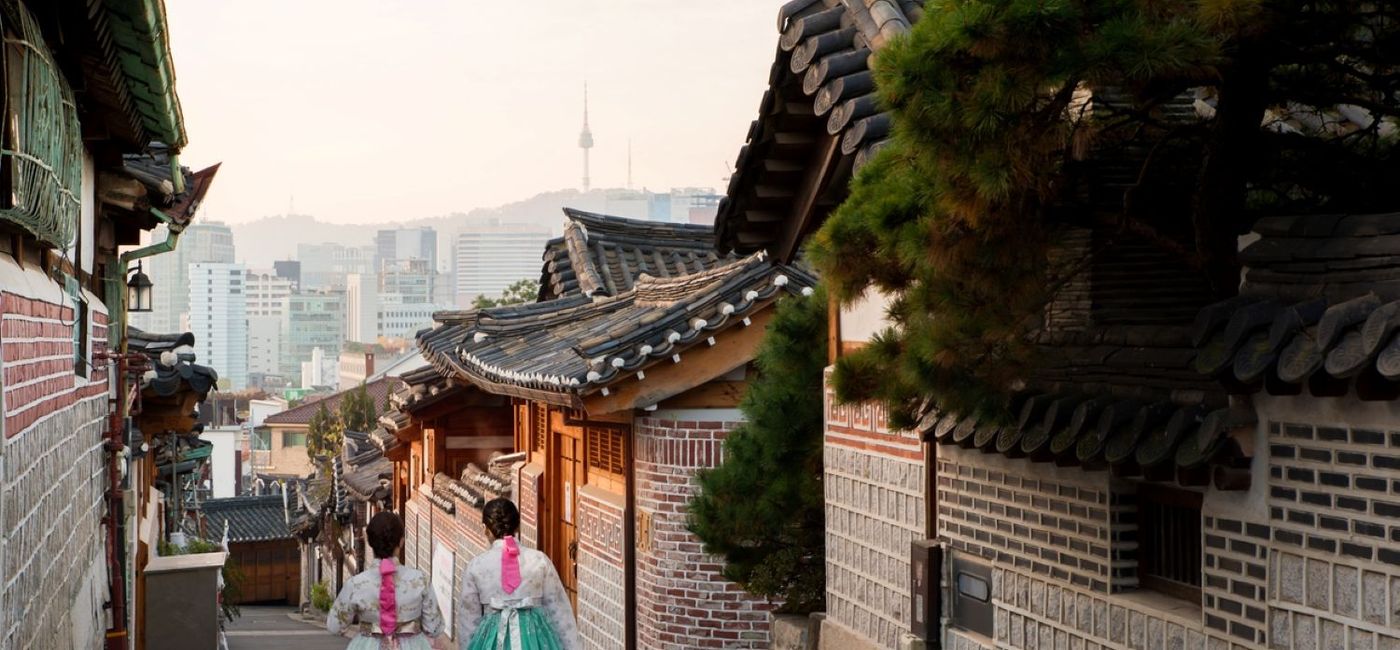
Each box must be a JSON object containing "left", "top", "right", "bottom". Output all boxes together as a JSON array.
[
  {"left": 1, "top": 393, "right": 107, "bottom": 650},
  {"left": 823, "top": 383, "right": 926, "bottom": 648},
  {"left": 1263, "top": 416, "right": 1400, "bottom": 649},
  {"left": 576, "top": 488, "right": 626, "bottom": 650},
  {"left": 1202, "top": 516, "right": 1270, "bottom": 645}
]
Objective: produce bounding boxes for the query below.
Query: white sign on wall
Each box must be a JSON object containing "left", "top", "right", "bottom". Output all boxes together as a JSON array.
[{"left": 431, "top": 541, "right": 455, "bottom": 634}]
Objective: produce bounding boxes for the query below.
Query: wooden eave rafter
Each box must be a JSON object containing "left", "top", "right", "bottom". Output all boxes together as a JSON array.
[
  {"left": 581, "top": 307, "right": 776, "bottom": 415},
  {"left": 776, "top": 132, "right": 842, "bottom": 262}
]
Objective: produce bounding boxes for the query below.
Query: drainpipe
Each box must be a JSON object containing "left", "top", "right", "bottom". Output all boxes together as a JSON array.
[{"left": 105, "top": 208, "right": 181, "bottom": 650}]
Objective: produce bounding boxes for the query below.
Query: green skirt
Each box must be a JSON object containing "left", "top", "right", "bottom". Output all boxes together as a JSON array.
[{"left": 464, "top": 608, "right": 563, "bottom": 650}]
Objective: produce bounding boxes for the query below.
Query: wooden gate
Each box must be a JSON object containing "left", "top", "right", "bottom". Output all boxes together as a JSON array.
[
  {"left": 227, "top": 540, "right": 300, "bottom": 605},
  {"left": 550, "top": 428, "right": 582, "bottom": 607}
]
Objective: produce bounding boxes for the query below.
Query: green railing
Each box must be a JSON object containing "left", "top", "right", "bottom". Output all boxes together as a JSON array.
[{"left": 0, "top": 1, "right": 83, "bottom": 248}]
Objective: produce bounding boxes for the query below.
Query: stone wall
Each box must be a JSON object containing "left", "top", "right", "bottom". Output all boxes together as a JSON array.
[
  {"left": 1258, "top": 397, "right": 1400, "bottom": 650},
  {"left": 0, "top": 268, "right": 111, "bottom": 650},
  {"left": 517, "top": 462, "right": 543, "bottom": 550},
  {"left": 634, "top": 411, "right": 771, "bottom": 649},
  {"left": 931, "top": 393, "right": 1400, "bottom": 650},
  {"left": 821, "top": 377, "right": 926, "bottom": 649},
  {"left": 576, "top": 485, "right": 626, "bottom": 650}
]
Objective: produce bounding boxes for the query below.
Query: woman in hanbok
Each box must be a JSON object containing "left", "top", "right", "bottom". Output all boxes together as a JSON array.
[
  {"left": 328, "top": 512, "right": 445, "bottom": 649},
  {"left": 458, "top": 498, "right": 581, "bottom": 650}
]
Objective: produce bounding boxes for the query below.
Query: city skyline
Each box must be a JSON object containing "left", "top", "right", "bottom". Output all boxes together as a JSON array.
[{"left": 164, "top": 0, "right": 776, "bottom": 225}]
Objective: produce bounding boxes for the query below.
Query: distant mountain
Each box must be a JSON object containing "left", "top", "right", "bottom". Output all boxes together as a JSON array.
[{"left": 228, "top": 187, "right": 712, "bottom": 269}]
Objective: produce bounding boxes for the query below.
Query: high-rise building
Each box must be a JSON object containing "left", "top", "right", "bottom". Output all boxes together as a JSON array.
[
  {"left": 345, "top": 273, "right": 378, "bottom": 345},
  {"left": 283, "top": 291, "right": 345, "bottom": 382},
  {"left": 380, "top": 259, "right": 435, "bottom": 304},
  {"left": 188, "top": 262, "right": 248, "bottom": 390},
  {"left": 374, "top": 227, "right": 437, "bottom": 272},
  {"left": 130, "top": 221, "right": 235, "bottom": 333},
  {"left": 453, "top": 224, "right": 551, "bottom": 306},
  {"left": 246, "top": 271, "right": 294, "bottom": 378},
  {"left": 273, "top": 260, "right": 301, "bottom": 288},
  {"left": 376, "top": 296, "right": 441, "bottom": 341},
  {"left": 296, "top": 242, "right": 375, "bottom": 290}
]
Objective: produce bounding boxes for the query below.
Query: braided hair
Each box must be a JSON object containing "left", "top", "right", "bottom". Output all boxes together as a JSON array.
[{"left": 482, "top": 498, "right": 520, "bottom": 539}]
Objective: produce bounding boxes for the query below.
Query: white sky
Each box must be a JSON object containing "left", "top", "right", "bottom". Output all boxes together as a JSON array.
[{"left": 166, "top": 0, "right": 780, "bottom": 225}]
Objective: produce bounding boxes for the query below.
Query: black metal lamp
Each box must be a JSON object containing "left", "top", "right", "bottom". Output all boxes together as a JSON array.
[{"left": 127, "top": 262, "right": 154, "bottom": 313}]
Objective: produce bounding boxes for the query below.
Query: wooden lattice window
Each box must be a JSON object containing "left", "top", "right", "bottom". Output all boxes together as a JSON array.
[
  {"left": 585, "top": 427, "right": 626, "bottom": 492},
  {"left": 1137, "top": 484, "right": 1203, "bottom": 602},
  {"left": 533, "top": 404, "right": 548, "bottom": 454}
]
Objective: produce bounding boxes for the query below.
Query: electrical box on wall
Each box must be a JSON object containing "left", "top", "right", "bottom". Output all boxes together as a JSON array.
[
  {"left": 910, "top": 539, "right": 942, "bottom": 640},
  {"left": 950, "top": 552, "right": 994, "bottom": 638}
]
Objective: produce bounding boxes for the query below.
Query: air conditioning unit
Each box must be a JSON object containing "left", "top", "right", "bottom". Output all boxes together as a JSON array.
[{"left": 910, "top": 539, "right": 942, "bottom": 640}]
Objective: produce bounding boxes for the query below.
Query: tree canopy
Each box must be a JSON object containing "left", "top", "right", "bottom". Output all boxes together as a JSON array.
[
  {"left": 812, "top": 0, "right": 1400, "bottom": 427},
  {"left": 472, "top": 279, "right": 540, "bottom": 309},
  {"left": 688, "top": 287, "right": 828, "bottom": 613}
]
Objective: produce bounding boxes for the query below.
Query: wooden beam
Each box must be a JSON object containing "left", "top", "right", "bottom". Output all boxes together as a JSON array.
[
  {"left": 582, "top": 308, "right": 776, "bottom": 415},
  {"left": 656, "top": 380, "right": 749, "bottom": 410},
  {"left": 777, "top": 133, "right": 842, "bottom": 263},
  {"left": 828, "top": 293, "right": 841, "bottom": 365}
]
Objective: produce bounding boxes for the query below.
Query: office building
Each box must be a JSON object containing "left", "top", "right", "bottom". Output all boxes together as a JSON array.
[
  {"left": 189, "top": 262, "right": 248, "bottom": 390},
  {"left": 283, "top": 291, "right": 345, "bottom": 383},
  {"left": 130, "top": 221, "right": 235, "bottom": 333},
  {"left": 296, "top": 242, "right": 375, "bottom": 291},
  {"left": 375, "top": 227, "right": 437, "bottom": 272},
  {"left": 453, "top": 224, "right": 551, "bottom": 306}
]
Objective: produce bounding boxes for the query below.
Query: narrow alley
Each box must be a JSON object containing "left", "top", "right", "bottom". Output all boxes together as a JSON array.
[{"left": 224, "top": 607, "right": 345, "bottom": 650}]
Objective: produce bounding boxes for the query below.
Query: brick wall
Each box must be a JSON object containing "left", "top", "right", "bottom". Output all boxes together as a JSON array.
[
  {"left": 0, "top": 269, "right": 110, "bottom": 650},
  {"left": 576, "top": 486, "right": 626, "bottom": 650},
  {"left": 1260, "top": 404, "right": 1400, "bottom": 650},
  {"left": 822, "top": 378, "right": 926, "bottom": 649},
  {"left": 518, "top": 463, "right": 543, "bottom": 550},
  {"left": 634, "top": 412, "right": 771, "bottom": 649}
]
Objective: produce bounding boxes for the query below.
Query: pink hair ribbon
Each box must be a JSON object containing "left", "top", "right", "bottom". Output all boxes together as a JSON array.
[
  {"left": 501, "top": 536, "right": 522, "bottom": 594},
  {"left": 378, "top": 558, "right": 398, "bottom": 637}
]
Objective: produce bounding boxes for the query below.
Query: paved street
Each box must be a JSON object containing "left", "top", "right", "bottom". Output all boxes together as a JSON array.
[{"left": 225, "top": 606, "right": 346, "bottom": 650}]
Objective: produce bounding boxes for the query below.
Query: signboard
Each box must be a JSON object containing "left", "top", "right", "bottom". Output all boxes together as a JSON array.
[{"left": 431, "top": 542, "right": 455, "bottom": 633}]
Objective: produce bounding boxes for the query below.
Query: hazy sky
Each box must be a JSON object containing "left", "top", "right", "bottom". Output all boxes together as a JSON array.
[{"left": 166, "top": 1, "right": 779, "bottom": 225}]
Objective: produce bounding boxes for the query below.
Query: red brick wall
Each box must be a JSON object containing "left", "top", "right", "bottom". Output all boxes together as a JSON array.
[
  {"left": 2, "top": 292, "right": 108, "bottom": 439},
  {"left": 634, "top": 415, "right": 772, "bottom": 649}
]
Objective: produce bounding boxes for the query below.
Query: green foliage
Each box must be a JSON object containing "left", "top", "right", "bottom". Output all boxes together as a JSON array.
[
  {"left": 307, "top": 401, "right": 342, "bottom": 471},
  {"left": 688, "top": 288, "right": 828, "bottom": 613},
  {"left": 339, "top": 383, "right": 377, "bottom": 433},
  {"left": 813, "top": 0, "right": 1400, "bottom": 426},
  {"left": 310, "top": 581, "right": 334, "bottom": 613},
  {"left": 472, "top": 278, "right": 541, "bottom": 309}
]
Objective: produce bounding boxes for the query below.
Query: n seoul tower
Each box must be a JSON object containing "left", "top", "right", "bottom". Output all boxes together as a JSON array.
[{"left": 578, "top": 84, "right": 594, "bottom": 192}]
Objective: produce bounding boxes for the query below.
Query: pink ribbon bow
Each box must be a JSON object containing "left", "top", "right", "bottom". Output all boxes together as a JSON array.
[
  {"left": 501, "top": 536, "right": 522, "bottom": 594},
  {"left": 378, "top": 558, "right": 398, "bottom": 637}
]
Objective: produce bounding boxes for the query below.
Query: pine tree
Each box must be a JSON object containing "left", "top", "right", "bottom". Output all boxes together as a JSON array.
[
  {"left": 688, "top": 287, "right": 828, "bottom": 613},
  {"left": 307, "top": 401, "right": 342, "bottom": 469},
  {"left": 812, "top": 0, "right": 1400, "bottom": 427},
  {"left": 339, "top": 383, "right": 376, "bottom": 433}
]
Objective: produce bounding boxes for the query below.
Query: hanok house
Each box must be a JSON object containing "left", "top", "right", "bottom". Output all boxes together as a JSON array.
[
  {"left": 719, "top": 5, "right": 1400, "bottom": 650},
  {"left": 254, "top": 376, "right": 400, "bottom": 482},
  {"left": 397, "top": 209, "right": 815, "bottom": 649},
  {"left": 0, "top": 0, "right": 218, "bottom": 646},
  {"left": 198, "top": 495, "right": 299, "bottom": 606}
]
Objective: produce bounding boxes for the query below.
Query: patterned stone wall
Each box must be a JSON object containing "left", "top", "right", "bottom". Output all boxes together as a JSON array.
[
  {"left": 518, "top": 463, "right": 543, "bottom": 550},
  {"left": 937, "top": 444, "right": 1253, "bottom": 650},
  {"left": 0, "top": 275, "right": 110, "bottom": 650},
  {"left": 576, "top": 486, "right": 626, "bottom": 650},
  {"left": 1262, "top": 413, "right": 1400, "bottom": 650},
  {"left": 634, "top": 412, "right": 771, "bottom": 649},
  {"left": 821, "top": 378, "right": 926, "bottom": 650}
]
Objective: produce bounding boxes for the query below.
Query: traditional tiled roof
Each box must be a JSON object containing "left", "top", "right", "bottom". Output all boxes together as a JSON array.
[
  {"left": 118, "top": 147, "right": 220, "bottom": 230},
  {"left": 262, "top": 377, "right": 400, "bottom": 426},
  {"left": 429, "top": 252, "right": 815, "bottom": 405},
  {"left": 341, "top": 430, "right": 392, "bottom": 502},
  {"left": 200, "top": 495, "right": 293, "bottom": 543},
  {"left": 538, "top": 209, "right": 734, "bottom": 300},
  {"left": 128, "top": 327, "right": 218, "bottom": 398},
  {"left": 1195, "top": 213, "right": 1400, "bottom": 396},
  {"left": 716, "top": 0, "right": 922, "bottom": 257}
]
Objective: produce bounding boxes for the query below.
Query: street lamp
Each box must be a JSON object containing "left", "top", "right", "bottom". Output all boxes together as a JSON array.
[{"left": 126, "top": 263, "right": 153, "bottom": 313}]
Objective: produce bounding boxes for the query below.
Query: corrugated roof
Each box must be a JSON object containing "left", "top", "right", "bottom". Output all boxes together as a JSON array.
[
  {"left": 200, "top": 495, "right": 292, "bottom": 543},
  {"left": 262, "top": 377, "right": 400, "bottom": 426}
]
